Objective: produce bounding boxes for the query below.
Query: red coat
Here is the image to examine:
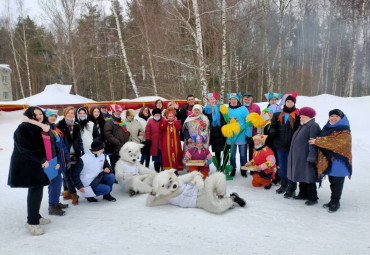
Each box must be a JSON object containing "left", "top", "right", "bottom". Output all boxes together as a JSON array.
[
  {"left": 251, "top": 146, "right": 276, "bottom": 180},
  {"left": 145, "top": 118, "right": 163, "bottom": 156},
  {"left": 160, "top": 119, "right": 183, "bottom": 170}
]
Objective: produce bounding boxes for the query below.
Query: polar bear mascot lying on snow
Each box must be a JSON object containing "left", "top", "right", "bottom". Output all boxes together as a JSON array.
[
  {"left": 115, "top": 142, "right": 157, "bottom": 196},
  {"left": 146, "top": 169, "right": 246, "bottom": 214}
]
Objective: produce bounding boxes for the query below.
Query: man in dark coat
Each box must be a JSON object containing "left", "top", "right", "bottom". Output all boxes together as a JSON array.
[
  {"left": 287, "top": 107, "right": 321, "bottom": 205},
  {"left": 178, "top": 94, "right": 196, "bottom": 140}
]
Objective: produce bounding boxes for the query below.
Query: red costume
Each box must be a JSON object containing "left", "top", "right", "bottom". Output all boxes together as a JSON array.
[
  {"left": 249, "top": 146, "right": 276, "bottom": 187},
  {"left": 161, "top": 119, "right": 183, "bottom": 171}
]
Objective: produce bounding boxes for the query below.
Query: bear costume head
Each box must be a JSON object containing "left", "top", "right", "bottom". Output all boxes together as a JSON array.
[
  {"left": 152, "top": 169, "right": 180, "bottom": 197},
  {"left": 119, "top": 142, "right": 144, "bottom": 165}
]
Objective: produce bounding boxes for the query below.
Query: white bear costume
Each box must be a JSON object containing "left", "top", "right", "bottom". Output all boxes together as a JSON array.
[
  {"left": 146, "top": 169, "right": 245, "bottom": 214},
  {"left": 115, "top": 142, "right": 157, "bottom": 195}
]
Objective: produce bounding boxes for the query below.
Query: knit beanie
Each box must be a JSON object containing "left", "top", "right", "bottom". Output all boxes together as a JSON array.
[
  {"left": 152, "top": 108, "right": 162, "bottom": 116},
  {"left": 285, "top": 95, "right": 296, "bottom": 104},
  {"left": 299, "top": 107, "right": 316, "bottom": 118}
]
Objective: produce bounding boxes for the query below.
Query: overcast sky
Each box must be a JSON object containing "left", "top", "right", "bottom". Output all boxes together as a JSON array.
[{"left": 0, "top": 0, "right": 126, "bottom": 25}]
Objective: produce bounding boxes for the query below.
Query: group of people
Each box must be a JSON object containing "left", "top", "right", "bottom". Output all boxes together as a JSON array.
[{"left": 7, "top": 92, "right": 352, "bottom": 236}]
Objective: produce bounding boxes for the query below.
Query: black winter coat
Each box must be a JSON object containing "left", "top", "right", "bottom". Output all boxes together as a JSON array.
[
  {"left": 57, "top": 119, "right": 84, "bottom": 160},
  {"left": 270, "top": 110, "right": 300, "bottom": 151},
  {"left": 8, "top": 123, "right": 58, "bottom": 188},
  {"left": 203, "top": 110, "right": 226, "bottom": 152},
  {"left": 89, "top": 115, "right": 106, "bottom": 142}
]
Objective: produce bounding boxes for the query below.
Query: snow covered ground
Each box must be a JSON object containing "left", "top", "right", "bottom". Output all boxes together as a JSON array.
[{"left": 0, "top": 94, "right": 369, "bottom": 255}]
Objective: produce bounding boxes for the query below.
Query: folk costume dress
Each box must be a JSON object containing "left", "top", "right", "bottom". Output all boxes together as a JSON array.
[{"left": 161, "top": 110, "right": 183, "bottom": 171}]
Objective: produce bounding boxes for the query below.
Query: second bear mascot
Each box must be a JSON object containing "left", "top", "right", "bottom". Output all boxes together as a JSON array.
[
  {"left": 115, "top": 142, "right": 157, "bottom": 196},
  {"left": 146, "top": 169, "right": 246, "bottom": 214}
]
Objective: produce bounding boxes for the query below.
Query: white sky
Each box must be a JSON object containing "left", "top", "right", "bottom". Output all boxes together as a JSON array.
[{"left": 0, "top": 0, "right": 127, "bottom": 25}]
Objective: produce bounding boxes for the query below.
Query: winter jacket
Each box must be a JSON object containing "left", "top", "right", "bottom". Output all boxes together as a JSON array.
[
  {"left": 103, "top": 117, "right": 130, "bottom": 155},
  {"left": 145, "top": 118, "right": 163, "bottom": 156},
  {"left": 89, "top": 115, "right": 106, "bottom": 142},
  {"left": 270, "top": 109, "right": 300, "bottom": 151},
  {"left": 50, "top": 124, "right": 71, "bottom": 172},
  {"left": 57, "top": 118, "right": 84, "bottom": 161},
  {"left": 8, "top": 123, "right": 58, "bottom": 188},
  {"left": 125, "top": 118, "right": 144, "bottom": 144},
  {"left": 315, "top": 115, "right": 352, "bottom": 178},
  {"left": 287, "top": 119, "right": 321, "bottom": 183},
  {"left": 71, "top": 150, "right": 112, "bottom": 189},
  {"left": 204, "top": 105, "right": 226, "bottom": 152},
  {"left": 79, "top": 121, "right": 100, "bottom": 154},
  {"left": 179, "top": 104, "right": 192, "bottom": 140}
]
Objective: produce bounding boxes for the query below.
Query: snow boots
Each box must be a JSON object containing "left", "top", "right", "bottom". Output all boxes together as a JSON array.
[
  {"left": 240, "top": 170, "right": 248, "bottom": 178},
  {"left": 25, "top": 223, "right": 45, "bottom": 236},
  {"left": 154, "top": 162, "right": 161, "bottom": 173},
  {"left": 86, "top": 197, "right": 98, "bottom": 202},
  {"left": 63, "top": 190, "right": 72, "bottom": 200},
  {"left": 276, "top": 178, "right": 288, "bottom": 194},
  {"left": 230, "top": 192, "right": 246, "bottom": 207},
  {"left": 103, "top": 194, "right": 117, "bottom": 202},
  {"left": 71, "top": 193, "right": 79, "bottom": 205},
  {"left": 305, "top": 200, "right": 318, "bottom": 206},
  {"left": 324, "top": 201, "right": 340, "bottom": 213},
  {"left": 58, "top": 202, "right": 69, "bottom": 209},
  {"left": 48, "top": 204, "right": 66, "bottom": 216}
]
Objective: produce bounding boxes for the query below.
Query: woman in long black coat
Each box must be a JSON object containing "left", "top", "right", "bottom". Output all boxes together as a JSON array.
[
  {"left": 287, "top": 107, "right": 321, "bottom": 205},
  {"left": 8, "top": 106, "right": 59, "bottom": 235}
]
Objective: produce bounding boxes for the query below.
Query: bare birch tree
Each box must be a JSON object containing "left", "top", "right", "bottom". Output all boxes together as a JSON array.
[{"left": 111, "top": 0, "right": 140, "bottom": 98}]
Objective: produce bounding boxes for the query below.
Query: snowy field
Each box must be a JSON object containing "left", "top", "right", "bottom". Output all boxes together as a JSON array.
[{"left": 0, "top": 94, "right": 369, "bottom": 255}]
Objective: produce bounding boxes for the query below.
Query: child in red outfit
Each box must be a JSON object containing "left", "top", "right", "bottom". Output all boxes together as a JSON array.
[
  {"left": 183, "top": 135, "right": 212, "bottom": 179},
  {"left": 245, "top": 135, "right": 276, "bottom": 189}
]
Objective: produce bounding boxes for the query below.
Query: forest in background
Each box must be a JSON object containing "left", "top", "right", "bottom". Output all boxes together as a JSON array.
[{"left": 0, "top": 0, "right": 369, "bottom": 102}]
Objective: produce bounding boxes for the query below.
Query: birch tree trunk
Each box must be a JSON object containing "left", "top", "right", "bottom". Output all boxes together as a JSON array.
[
  {"left": 360, "top": 0, "right": 367, "bottom": 95},
  {"left": 21, "top": 20, "right": 32, "bottom": 95},
  {"left": 220, "top": 0, "right": 227, "bottom": 103},
  {"left": 191, "top": 0, "right": 208, "bottom": 101},
  {"left": 111, "top": 0, "right": 140, "bottom": 98},
  {"left": 8, "top": 28, "right": 25, "bottom": 98},
  {"left": 345, "top": 2, "right": 362, "bottom": 97}
]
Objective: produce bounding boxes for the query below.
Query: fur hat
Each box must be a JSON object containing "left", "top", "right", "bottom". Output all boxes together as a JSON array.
[
  {"left": 299, "top": 107, "right": 316, "bottom": 118},
  {"left": 43, "top": 108, "right": 58, "bottom": 117},
  {"left": 90, "top": 141, "right": 105, "bottom": 152},
  {"left": 192, "top": 104, "right": 203, "bottom": 113},
  {"left": 126, "top": 109, "right": 136, "bottom": 117},
  {"left": 329, "top": 109, "right": 344, "bottom": 119},
  {"left": 110, "top": 104, "right": 123, "bottom": 113},
  {"left": 152, "top": 108, "right": 162, "bottom": 116}
]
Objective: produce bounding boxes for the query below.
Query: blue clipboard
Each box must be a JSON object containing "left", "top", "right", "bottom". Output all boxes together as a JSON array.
[{"left": 43, "top": 157, "right": 58, "bottom": 181}]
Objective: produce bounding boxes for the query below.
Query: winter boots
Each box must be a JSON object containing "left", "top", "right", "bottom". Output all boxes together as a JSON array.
[
  {"left": 276, "top": 178, "right": 288, "bottom": 194},
  {"left": 283, "top": 180, "right": 297, "bottom": 198},
  {"left": 58, "top": 202, "right": 69, "bottom": 209},
  {"left": 25, "top": 217, "right": 51, "bottom": 236},
  {"left": 48, "top": 204, "right": 66, "bottom": 216},
  {"left": 103, "top": 194, "right": 117, "bottom": 202},
  {"left": 25, "top": 223, "right": 45, "bottom": 236},
  {"left": 86, "top": 197, "right": 98, "bottom": 202},
  {"left": 305, "top": 200, "right": 318, "bottom": 206},
  {"left": 264, "top": 183, "right": 272, "bottom": 190},
  {"left": 71, "top": 193, "right": 79, "bottom": 205},
  {"left": 324, "top": 201, "right": 340, "bottom": 213},
  {"left": 240, "top": 170, "right": 248, "bottom": 178},
  {"left": 230, "top": 192, "right": 246, "bottom": 207},
  {"left": 154, "top": 162, "right": 161, "bottom": 173},
  {"left": 63, "top": 190, "right": 72, "bottom": 200}
]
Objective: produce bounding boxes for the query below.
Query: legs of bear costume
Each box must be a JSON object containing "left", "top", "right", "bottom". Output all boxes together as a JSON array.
[{"left": 196, "top": 173, "right": 234, "bottom": 214}]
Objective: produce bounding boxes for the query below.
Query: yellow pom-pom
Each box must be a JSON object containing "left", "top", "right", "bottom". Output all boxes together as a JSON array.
[
  {"left": 230, "top": 122, "right": 240, "bottom": 135},
  {"left": 221, "top": 124, "right": 234, "bottom": 138},
  {"left": 246, "top": 112, "right": 265, "bottom": 128},
  {"left": 220, "top": 104, "right": 228, "bottom": 115}
]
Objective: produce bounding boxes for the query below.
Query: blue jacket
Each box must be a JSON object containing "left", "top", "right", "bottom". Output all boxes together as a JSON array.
[
  {"left": 50, "top": 124, "right": 71, "bottom": 172},
  {"left": 227, "top": 105, "right": 252, "bottom": 145}
]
